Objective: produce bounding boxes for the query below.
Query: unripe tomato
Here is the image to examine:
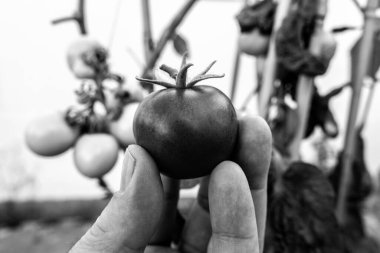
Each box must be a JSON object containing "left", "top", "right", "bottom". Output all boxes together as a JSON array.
[
  {"left": 109, "top": 102, "right": 139, "bottom": 149},
  {"left": 66, "top": 37, "right": 107, "bottom": 79},
  {"left": 74, "top": 133, "right": 119, "bottom": 178},
  {"left": 25, "top": 112, "right": 79, "bottom": 156},
  {"left": 134, "top": 57, "right": 238, "bottom": 179},
  {"left": 239, "top": 29, "right": 270, "bottom": 56}
]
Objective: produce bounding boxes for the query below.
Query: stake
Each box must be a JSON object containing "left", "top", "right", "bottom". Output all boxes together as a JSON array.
[
  {"left": 358, "top": 77, "right": 377, "bottom": 128},
  {"left": 230, "top": 0, "right": 251, "bottom": 103},
  {"left": 336, "top": 0, "right": 380, "bottom": 225},
  {"left": 258, "top": 0, "right": 292, "bottom": 116}
]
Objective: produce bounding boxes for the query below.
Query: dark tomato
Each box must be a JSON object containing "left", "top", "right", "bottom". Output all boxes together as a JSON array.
[{"left": 133, "top": 57, "right": 238, "bottom": 179}]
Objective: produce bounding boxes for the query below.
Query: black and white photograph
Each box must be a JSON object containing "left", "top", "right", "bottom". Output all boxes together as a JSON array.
[{"left": 1, "top": 0, "right": 380, "bottom": 252}]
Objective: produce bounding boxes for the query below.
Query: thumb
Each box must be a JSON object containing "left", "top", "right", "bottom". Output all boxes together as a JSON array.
[{"left": 70, "top": 145, "right": 164, "bottom": 253}]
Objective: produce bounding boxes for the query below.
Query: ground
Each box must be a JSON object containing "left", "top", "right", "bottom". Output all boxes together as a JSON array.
[{"left": 0, "top": 219, "right": 90, "bottom": 253}]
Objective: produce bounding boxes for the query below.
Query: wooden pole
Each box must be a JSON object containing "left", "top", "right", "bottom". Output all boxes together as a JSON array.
[
  {"left": 258, "top": 0, "right": 292, "bottom": 117},
  {"left": 289, "top": 0, "right": 328, "bottom": 161},
  {"left": 336, "top": 0, "right": 379, "bottom": 225},
  {"left": 230, "top": 0, "right": 251, "bottom": 103},
  {"left": 358, "top": 77, "right": 377, "bottom": 127}
]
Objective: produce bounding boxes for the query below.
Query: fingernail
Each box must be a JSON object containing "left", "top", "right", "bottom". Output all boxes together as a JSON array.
[{"left": 120, "top": 147, "right": 136, "bottom": 191}]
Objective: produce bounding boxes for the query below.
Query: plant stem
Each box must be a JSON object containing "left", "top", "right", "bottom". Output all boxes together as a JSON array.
[
  {"left": 51, "top": 0, "right": 87, "bottom": 35},
  {"left": 140, "top": 0, "right": 199, "bottom": 92},
  {"left": 98, "top": 177, "right": 113, "bottom": 198},
  {"left": 142, "top": 0, "right": 154, "bottom": 62}
]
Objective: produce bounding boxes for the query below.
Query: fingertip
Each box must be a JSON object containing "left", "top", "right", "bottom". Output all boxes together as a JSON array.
[
  {"left": 238, "top": 114, "right": 272, "bottom": 145},
  {"left": 235, "top": 114, "right": 272, "bottom": 190},
  {"left": 209, "top": 161, "right": 258, "bottom": 238}
]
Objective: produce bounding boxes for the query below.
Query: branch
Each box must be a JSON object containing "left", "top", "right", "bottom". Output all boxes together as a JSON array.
[
  {"left": 140, "top": 0, "right": 199, "bottom": 92},
  {"left": 52, "top": 0, "right": 87, "bottom": 35},
  {"left": 141, "top": 0, "right": 155, "bottom": 62}
]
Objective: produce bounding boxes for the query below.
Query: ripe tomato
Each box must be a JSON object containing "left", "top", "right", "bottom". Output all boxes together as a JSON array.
[
  {"left": 73, "top": 133, "right": 119, "bottom": 178},
  {"left": 25, "top": 112, "right": 79, "bottom": 156},
  {"left": 134, "top": 57, "right": 238, "bottom": 179},
  {"left": 109, "top": 102, "right": 139, "bottom": 149}
]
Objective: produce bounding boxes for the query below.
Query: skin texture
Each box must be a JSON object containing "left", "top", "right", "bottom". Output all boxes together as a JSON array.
[{"left": 71, "top": 114, "right": 272, "bottom": 253}]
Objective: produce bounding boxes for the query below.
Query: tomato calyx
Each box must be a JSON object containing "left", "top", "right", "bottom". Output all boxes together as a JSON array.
[{"left": 135, "top": 53, "right": 225, "bottom": 89}]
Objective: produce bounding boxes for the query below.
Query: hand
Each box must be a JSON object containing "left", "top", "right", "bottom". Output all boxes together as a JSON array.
[{"left": 70, "top": 114, "right": 272, "bottom": 253}]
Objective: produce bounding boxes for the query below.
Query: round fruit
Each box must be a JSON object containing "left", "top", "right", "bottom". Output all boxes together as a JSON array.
[
  {"left": 109, "top": 102, "right": 139, "bottom": 149},
  {"left": 66, "top": 37, "right": 107, "bottom": 79},
  {"left": 25, "top": 112, "right": 79, "bottom": 156},
  {"left": 74, "top": 133, "right": 119, "bottom": 178},
  {"left": 133, "top": 55, "right": 238, "bottom": 179},
  {"left": 239, "top": 29, "right": 270, "bottom": 56}
]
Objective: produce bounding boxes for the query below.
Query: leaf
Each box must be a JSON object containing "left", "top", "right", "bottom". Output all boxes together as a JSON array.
[{"left": 172, "top": 33, "right": 190, "bottom": 56}]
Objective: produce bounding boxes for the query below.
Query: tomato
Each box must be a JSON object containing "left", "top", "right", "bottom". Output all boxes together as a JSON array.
[
  {"left": 133, "top": 57, "right": 238, "bottom": 179},
  {"left": 25, "top": 112, "right": 79, "bottom": 156},
  {"left": 66, "top": 37, "right": 107, "bottom": 79},
  {"left": 109, "top": 102, "right": 139, "bottom": 149},
  {"left": 239, "top": 29, "right": 270, "bottom": 56},
  {"left": 73, "top": 133, "right": 119, "bottom": 178}
]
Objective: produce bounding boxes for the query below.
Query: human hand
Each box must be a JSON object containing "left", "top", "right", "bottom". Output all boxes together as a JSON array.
[{"left": 70, "top": 114, "right": 272, "bottom": 253}]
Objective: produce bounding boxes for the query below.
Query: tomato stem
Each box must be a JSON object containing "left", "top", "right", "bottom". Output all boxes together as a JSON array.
[
  {"left": 135, "top": 77, "right": 177, "bottom": 89},
  {"left": 187, "top": 74, "right": 225, "bottom": 88},
  {"left": 135, "top": 58, "right": 224, "bottom": 90},
  {"left": 160, "top": 64, "right": 178, "bottom": 79},
  {"left": 176, "top": 63, "right": 193, "bottom": 88}
]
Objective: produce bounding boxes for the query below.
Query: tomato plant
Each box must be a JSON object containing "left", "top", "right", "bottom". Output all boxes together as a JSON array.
[{"left": 134, "top": 55, "right": 238, "bottom": 179}]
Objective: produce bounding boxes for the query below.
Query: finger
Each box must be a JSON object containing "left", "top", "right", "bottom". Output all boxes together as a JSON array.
[
  {"left": 179, "top": 176, "right": 212, "bottom": 253},
  {"left": 208, "top": 161, "right": 259, "bottom": 253},
  {"left": 234, "top": 114, "right": 272, "bottom": 252},
  {"left": 70, "top": 145, "right": 164, "bottom": 253},
  {"left": 150, "top": 174, "right": 180, "bottom": 246}
]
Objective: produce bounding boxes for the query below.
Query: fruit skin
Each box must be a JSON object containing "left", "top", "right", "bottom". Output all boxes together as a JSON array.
[
  {"left": 239, "top": 29, "right": 270, "bottom": 56},
  {"left": 66, "top": 37, "right": 107, "bottom": 79},
  {"left": 109, "top": 102, "right": 139, "bottom": 149},
  {"left": 25, "top": 112, "right": 80, "bottom": 156},
  {"left": 133, "top": 85, "right": 238, "bottom": 179},
  {"left": 74, "top": 133, "right": 119, "bottom": 178}
]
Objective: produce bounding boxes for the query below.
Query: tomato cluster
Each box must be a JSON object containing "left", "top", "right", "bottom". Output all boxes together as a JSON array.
[{"left": 25, "top": 37, "right": 142, "bottom": 179}]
